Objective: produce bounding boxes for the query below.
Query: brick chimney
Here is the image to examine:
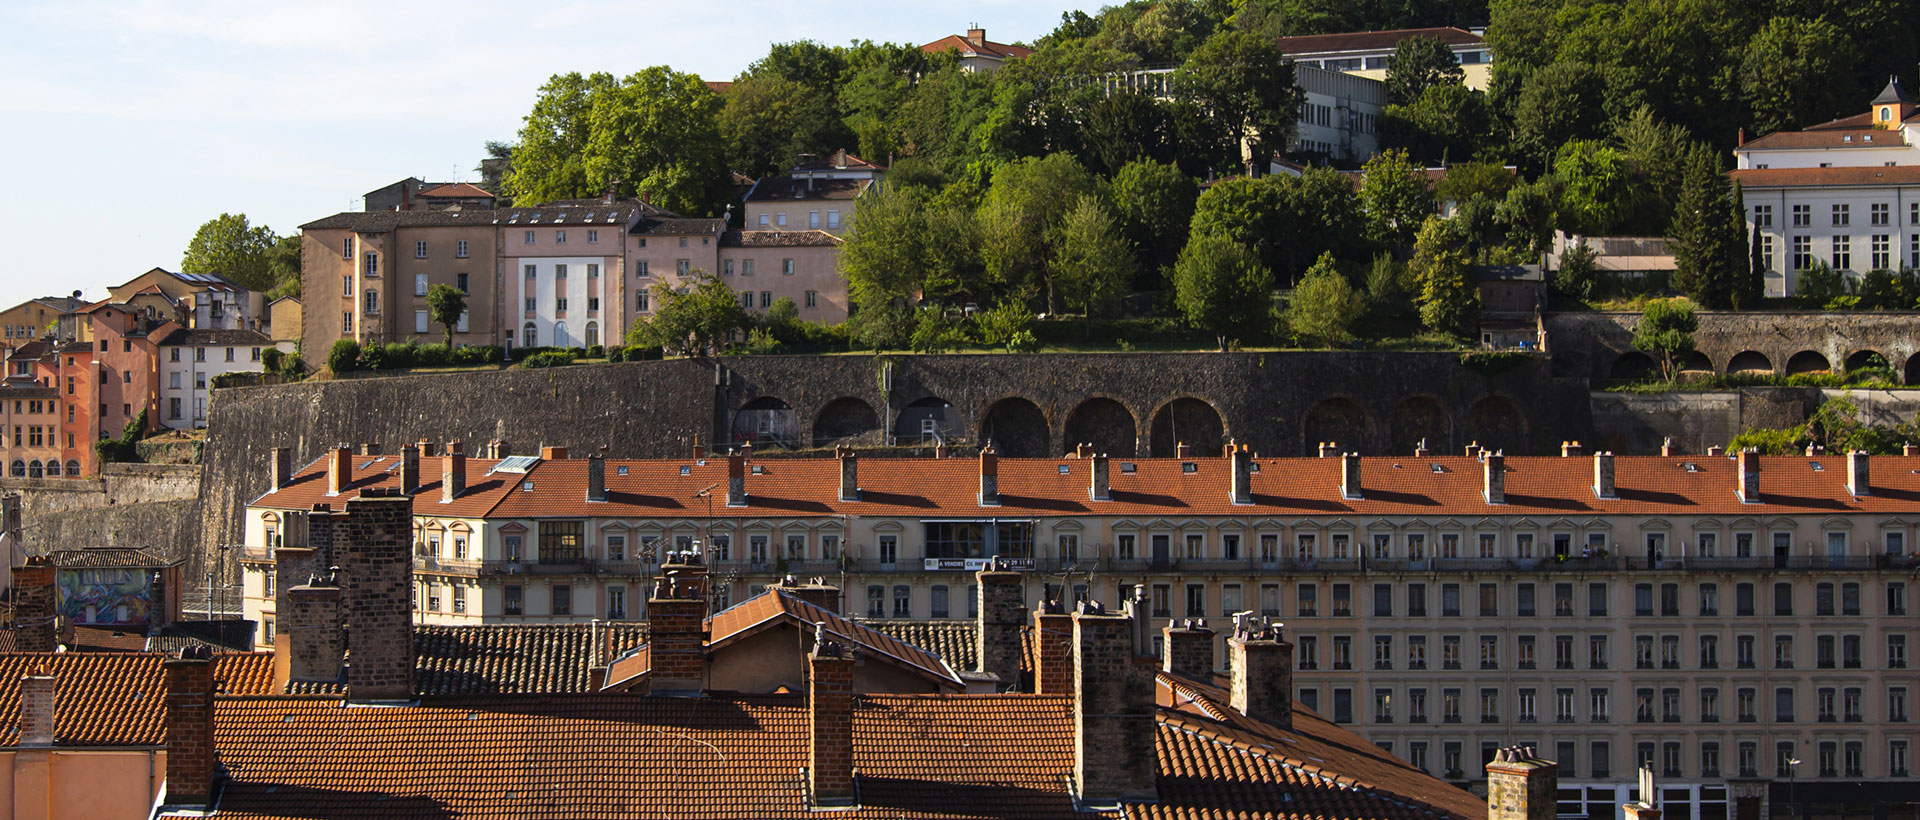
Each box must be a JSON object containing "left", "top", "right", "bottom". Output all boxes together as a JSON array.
[
  {"left": 332, "top": 495, "right": 414, "bottom": 701},
  {"left": 965, "top": 26, "right": 986, "bottom": 47},
  {"left": 1413, "top": 437, "right": 1430, "bottom": 457},
  {"left": 1341, "top": 452, "right": 1362, "bottom": 500},
  {"left": 540, "top": 445, "right": 568, "bottom": 460},
  {"left": 163, "top": 647, "right": 217, "bottom": 808},
  {"left": 1661, "top": 436, "right": 1675, "bottom": 457},
  {"left": 1737, "top": 449, "right": 1761, "bottom": 503},
  {"left": 326, "top": 445, "right": 351, "bottom": 496},
  {"left": 1847, "top": 450, "right": 1870, "bottom": 496},
  {"left": 19, "top": 667, "right": 55, "bottom": 746},
  {"left": 586, "top": 453, "right": 607, "bottom": 502},
  {"left": 1175, "top": 442, "right": 1191, "bottom": 459},
  {"left": 1317, "top": 441, "right": 1337, "bottom": 458},
  {"left": 1228, "top": 614, "right": 1293, "bottom": 729},
  {"left": 1905, "top": 443, "right": 1919, "bottom": 456},
  {"left": 1593, "top": 451, "right": 1617, "bottom": 499},
  {"left": 417, "top": 439, "right": 437, "bottom": 458},
  {"left": 837, "top": 446, "right": 858, "bottom": 501},
  {"left": 399, "top": 442, "right": 420, "bottom": 496},
  {"left": 1229, "top": 443, "right": 1252, "bottom": 505},
  {"left": 978, "top": 444, "right": 1000, "bottom": 507},
  {"left": 1072, "top": 597, "right": 1157, "bottom": 805},
  {"left": 1484, "top": 451, "right": 1506, "bottom": 504},
  {"left": 1089, "top": 453, "right": 1110, "bottom": 501},
  {"left": 976, "top": 562, "right": 1024, "bottom": 687},
  {"left": 13, "top": 558, "right": 56, "bottom": 653},
  {"left": 494, "top": 439, "right": 511, "bottom": 458},
  {"left": 1162, "top": 619, "right": 1215, "bottom": 679},
  {"left": 1032, "top": 598, "right": 1073, "bottom": 695},
  {"left": 269, "top": 446, "right": 293, "bottom": 489},
  {"left": 773, "top": 576, "right": 841, "bottom": 614},
  {"left": 441, "top": 442, "right": 466, "bottom": 503},
  {"left": 726, "top": 450, "right": 747, "bottom": 507},
  {"left": 1561, "top": 440, "right": 1584, "bottom": 457},
  {"left": 1485, "top": 745, "right": 1559, "bottom": 820},
  {"left": 807, "top": 639, "right": 856, "bottom": 807},
  {"left": 691, "top": 435, "right": 704, "bottom": 459},
  {"left": 647, "top": 560, "right": 709, "bottom": 695},
  {"left": 282, "top": 582, "right": 344, "bottom": 685}
]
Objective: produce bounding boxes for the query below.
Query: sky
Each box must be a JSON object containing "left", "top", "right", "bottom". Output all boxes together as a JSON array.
[{"left": 0, "top": 0, "right": 1077, "bottom": 308}]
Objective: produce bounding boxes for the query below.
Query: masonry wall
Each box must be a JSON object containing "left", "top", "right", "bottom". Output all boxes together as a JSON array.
[{"left": 1547, "top": 311, "right": 1920, "bottom": 382}]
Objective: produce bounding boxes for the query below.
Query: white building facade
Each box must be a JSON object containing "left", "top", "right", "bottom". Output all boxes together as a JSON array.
[{"left": 156, "top": 329, "right": 271, "bottom": 429}]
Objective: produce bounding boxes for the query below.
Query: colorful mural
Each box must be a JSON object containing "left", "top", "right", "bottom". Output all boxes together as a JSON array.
[{"left": 56, "top": 568, "right": 154, "bottom": 626}]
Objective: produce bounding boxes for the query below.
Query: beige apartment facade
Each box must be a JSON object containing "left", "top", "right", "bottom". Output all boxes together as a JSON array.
[{"left": 237, "top": 447, "right": 1919, "bottom": 817}]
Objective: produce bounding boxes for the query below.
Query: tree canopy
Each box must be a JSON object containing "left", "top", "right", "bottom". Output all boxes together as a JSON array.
[{"left": 180, "top": 213, "right": 292, "bottom": 294}]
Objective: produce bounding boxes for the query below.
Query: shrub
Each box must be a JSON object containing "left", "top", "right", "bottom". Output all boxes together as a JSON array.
[
  {"left": 415, "top": 343, "right": 452, "bottom": 367},
  {"left": 381, "top": 342, "right": 417, "bottom": 369},
  {"left": 327, "top": 339, "right": 360, "bottom": 373},
  {"left": 279, "top": 353, "right": 306, "bottom": 375},
  {"left": 359, "top": 344, "right": 387, "bottom": 370},
  {"left": 261, "top": 347, "right": 284, "bottom": 373},
  {"left": 585, "top": 345, "right": 605, "bottom": 360},
  {"left": 451, "top": 345, "right": 501, "bottom": 365},
  {"left": 520, "top": 350, "right": 578, "bottom": 369}
]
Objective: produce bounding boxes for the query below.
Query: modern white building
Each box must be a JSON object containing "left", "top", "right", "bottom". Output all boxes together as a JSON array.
[
  {"left": 155, "top": 328, "right": 272, "bottom": 429},
  {"left": 509, "top": 256, "right": 609, "bottom": 350},
  {"left": 1732, "top": 77, "right": 1920, "bottom": 296}
]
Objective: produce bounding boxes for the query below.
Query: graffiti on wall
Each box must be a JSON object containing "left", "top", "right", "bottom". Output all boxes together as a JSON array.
[{"left": 56, "top": 569, "right": 153, "bottom": 626}]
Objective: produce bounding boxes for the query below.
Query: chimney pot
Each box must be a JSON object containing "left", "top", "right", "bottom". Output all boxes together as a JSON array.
[
  {"left": 1561, "top": 440, "right": 1584, "bottom": 457},
  {"left": 327, "top": 446, "right": 351, "bottom": 496},
  {"left": 1904, "top": 443, "right": 1918, "bottom": 456},
  {"left": 283, "top": 583, "right": 344, "bottom": 683},
  {"left": 441, "top": 446, "right": 467, "bottom": 503},
  {"left": 1317, "top": 441, "right": 1337, "bottom": 458},
  {"left": 269, "top": 446, "right": 293, "bottom": 489},
  {"left": 1660, "top": 436, "right": 1675, "bottom": 457},
  {"left": 1072, "top": 606, "right": 1157, "bottom": 804},
  {"left": 1484, "top": 743, "right": 1560, "bottom": 820},
  {"left": 646, "top": 569, "right": 709, "bottom": 694},
  {"left": 1413, "top": 438, "right": 1430, "bottom": 457},
  {"left": 1175, "top": 442, "right": 1191, "bottom": 459},
  {"left": 807, "top": 643, "right": 856, "bottom": 805},
  {"left": 1032, "top": 600, "right": 1074, "bottom": 694},
  {"left": 1162, "top": 621, "right": 1216, "bottom": 679},
  {"left": 726, "top": 451, "right": 747, "bottom": 507},
  {"left": 975, "top": 565, "right": 1024, "bottom": 684},
  {"left": 540, "top": 445, "right": 568, "bottom": 460},
  {"left": 1228, "top": 616, "right": 1292, "bottom": 729},
  {"left": 417, "top": 439, "right": 436, "bottom": 458},
  {"left": 399, "top": 443, "right": 421, "bottom": 496},
  {"left": 1229, "top": 443, "right": 1252, "bottom": 505},
  {"left": 837, "top": 446, "right": 858, "bottom": 502}
]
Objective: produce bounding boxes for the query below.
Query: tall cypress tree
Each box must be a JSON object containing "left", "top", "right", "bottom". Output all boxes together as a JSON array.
[{"left": 1671, "top": 145, "right": 1740, "bottom": 307}]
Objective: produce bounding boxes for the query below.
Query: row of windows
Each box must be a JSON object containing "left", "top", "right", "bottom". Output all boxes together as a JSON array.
[
  {"left": 1154, "top": 578, "right": 1910, "bottom": 620},
  {"left": 1287, "top": 630, "right": 1907, "bottom": 673},
  {"left": 756, "top": 209, "right": 840, "bottom": 230},
  {"left": 7, "top": 459, "right": 77, "bottom": 477},
  {"left": 1314, "top": 681, "right": 1910, "bottom": 727},
  {"left": 400, "top": 239, "right": 473, "bottom": 258},
  {"left": 1776, "top": 233, "right": 1920, "bottom": 272},
  {"left": 1377, "top": 735, "right": 1908, "bottom": 782},
  {"left": 1102, "top": 526, "right": 1908, "bottom": 562},
  {"left": 166, "top": 346, "right": 262, "bottom": 363},
  {"left": 1757, "top": 202, "right": 1920, "bottom": 229},
  {"left": 521, "top": 230, "right": 598, "bottom": 246}
]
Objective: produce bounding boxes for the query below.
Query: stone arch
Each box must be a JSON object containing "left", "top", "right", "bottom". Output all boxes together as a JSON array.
[
  {"left": 979, "top": 397, "right": 1049, "bottom": 458},
  {"left": 1844, "top": 349, "right": 1889, "bottom": 374},
  {"left": 64, "top": 460, "right": 79, "bottom": 477},
  {"left": 812, "top": 397, "right": 880, "bottom": 447},
  {"left": 1062, "top": 397, "right": 1138, "bottom": 458},
  {"left": 1608, "top": 352, "right": 1657, "bottom": 381},
  {"left": 1148, "top": 396, "right": 1225, "bottom": 458},
  {"left": 895, "top": 396, "right": 964, "bottom": 445},
  {"left": 1302, "top": 397, "right": 1374, "bottom": 454},
  {"left": 26, "top": 461, "right": 42, "bottom": 479},
  {"left": 1726, "top": 350, "right": 1772, "bottom": 374},
  {"left": 1463, "top": 395, "right": 1528, "bottom": 454},
  {"left": 43, "top": 461, "right": 58, "bottom": 478},
  {"left": 1389, "top": 396, "right": 1449, "bottom": 456},
  {"left": 1678, "top": 351, "right": 1714, "bottom": 375},
  {"left": 731, "top": 396, "right": 798, "bottom": 449},
  {"left": 1786, "top": 350, "right": 1831, "bottom": 375}
]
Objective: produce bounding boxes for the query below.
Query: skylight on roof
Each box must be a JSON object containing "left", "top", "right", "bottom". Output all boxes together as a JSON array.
[
  {"left": 680, "top": 465, "right": 692, "bottom": 475},
  {"left": 1430, "top": 463, "right": 1446, "bottom": 473},
  {"left": 521, "top": 481, "right": 534, "bottom": 492},
  {"left": 490, "top": 455, "right": 541, "bottom": 474},
  {"left": 1181, "top": 462, "right": 1197, "bottom": 473},
  {"left": 1058, "top": 464, "right": 1070, "bottom": 474},
  {"left": 1811, "top": 461, "right": 1824, "bottom": 471},
  {"left": 617, "top": 466, "right": 628, "bottom": 476},
  {"left": 1120, "top": 462, "right": 1136, "bottom": 474}
]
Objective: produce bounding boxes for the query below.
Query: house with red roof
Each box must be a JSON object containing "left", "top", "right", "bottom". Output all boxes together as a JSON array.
[{"left": 920, "top": 26, "right": 1034, "bottom": 73}]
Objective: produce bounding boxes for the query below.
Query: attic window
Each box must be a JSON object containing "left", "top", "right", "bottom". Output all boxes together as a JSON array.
[
  {"left": 359, "top": 460, "right": 377, "bottom": 469},
  {"left": 1844, "top": 135, "right": 1853, "bottom": 142},
  {"left": 680, "top": 465, "right": 692, "bottom": 476},
  {"left": 617, "top": 466, "right": 629, "bottom": 476},
  {"left": 1683, "top": 462, "right": 1700, "bottom": 473},
  {"left": 751, "top": 465, "right": 766, "bottom": 475},
  {"left": 521, "top": 481, "right": 534, "bottom": 491},
  {"left": 1864, "top": 134, "right": 1874, "bottom": 142},
  {"left": 1120, "top": 462, "right": 1137, "bottom": 474},
  {"left": 1430, "top": 464, "right": 1447, "bottom": 473},
  {"left": 1249, "top": 463, "right": 1261, "bottom": 473},
  {"left": 1058, "top": 464, "right": 1071, "bottom": 474},
  {"left": 1810, "top": 461, "right": 1824, "bottom": 471},
  {"left": 1181, "top": 462, "right": 1197, "bottom": 473}
]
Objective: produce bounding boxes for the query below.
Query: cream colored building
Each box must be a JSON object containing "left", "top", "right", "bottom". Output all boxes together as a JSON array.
[{"left": 1275, "top": 27, "right": 1493, "bottom": 91}]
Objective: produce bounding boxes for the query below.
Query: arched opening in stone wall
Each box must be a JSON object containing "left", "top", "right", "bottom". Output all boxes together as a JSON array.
[
  {"left": 1464, "top": 396, "right": 1528, "bottom": 454},
  {"left": 812, "top": 397, "right": 880, "bottom": 447},
  {"left": 1907, "top": 357, "right": 1920, "bottom": 386},
  {"left": 1148, "top": 397, "right": 1224, "bottom": 458},
  {"left": 1302, "top": 397, "right": 1373, "bottom": 454},
  {"left": 730, "top": 397, "right": 799, "bottom": 449},
  {"left": 1062, "top": 397, "right": 1137, "bottom": 458},
  {"left": 980, "top": 397, "right": 1049, "bottom": 458},
  {"left": 1608, "top": 352, "right": 1657, "bottom": 381},
  {"left": 1727, "top": 351, "right": 1772, "bottom": 374},
  {"left": 1786, "top": 350, "right": 1832, "bottom": 375},
  {"left": 1678, "top": 351, "right": 1714, "bottom": 375},
  {"left": 1389, "top": 396, "right": 1449, "bottom": 456},
  {"left": 895, "top": 397, "right": 964, "bottom": 445},
  {"left": 1845, "top": 349, "right": 1889, "bottom": 376}
]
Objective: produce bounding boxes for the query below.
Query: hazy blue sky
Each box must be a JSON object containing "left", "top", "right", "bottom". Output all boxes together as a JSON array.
[{"left": 0, "top": 0, "right": 1074, "bottom": 307}]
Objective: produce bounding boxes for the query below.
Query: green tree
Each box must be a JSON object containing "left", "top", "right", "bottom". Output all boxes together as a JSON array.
[
  {"left": 1553, "top": 140, "right": 1635, "bottom": 236},
  {"left": 507, "top": 69, "right": 729, "bottom": 216},
  {"left": 1555, "top": 240, "right": 1601, "bottom": 302},
  {"left": 1049, "top": 195, "right": 1135, "bottom": 328},
  {"left": 1670, "top": 144, "right": 1745, "bottom": 307},
  {"left": 717, "top": 75, "right": 814, "bottom": 178},
  {"left": 1739, "top": 17, "right": 1853, "bottom": 136},
  {"left": 840, "top": 185, "right": 981, "bottom": 310},
  {"left": 1611, "top": 106, "right": 1693, "bottom": 231},
  {"left": 1632, "top": 298, "right": 1699, "bottom": 381},
  {"left": 1379, "top": 84, "right": 1494, "bottom": 165},
  {"left": 504, "top": 72, "right": 617, "bottom": 205},
  {"left": 629, "top": 272, "right": 750, "bottom": 355},
  {"left": 1081, "top": 91, "right": 1176, "bottom": 175},
  {"left": 1386, "top": 34, "right": 1466, "bottom": 105},
  {"left": 1435, "top": 162, "right": 1516, "bottom": 211},
  {"left": 1286, "top": 252, "right": 1365, "bottom": 346},
  {"left": 1410, "top": 217, "right": 1477, "bottom": 336},
  {"left": 1511, "top": 61, "right": 1607, "bottom": 171},
  {"left": 327, "top": 339, "right": 361, "bottom": 374},
  {"left": 267, "top": 234, "right": 302, "bottom": 300},
  {"left": 425, "top": 284, "right": 467, "bottom": 347},
  {"left": 1358, "top": 149, "right": 1436, "bottom": 251},
  {"left": 1173, "top": 234, "right": 1274, "bottom": 350},
  {"left": 978, "top": 154, "right": 1099, "bottom": 310},
  {"left": 1796, "top": 261, "right": 1846, "bottom": 307},
  {"left": 1108, "top": 159, "right": 1199, "bottom": 278},
  {"left": 1172, "top": 29, "right": 1303, "bottom": 172},
  {"left": 1279, "top": 167, "right": 1367, "bottom": 285},
  {"left": 180, "top": 213, "right": 282, "bottom": 293},
  {"left": 1739, "top": 220, "right": 1767, "bottom": 309},
  {"left": 476, "top": 141, "right": 514, "bottom": 205},
  {"left": 1495, "top": 177, "right": 1559, "bottom": 256},
  {"left": 1189, "top": 176, "right": 1287, "bottom": 271}
]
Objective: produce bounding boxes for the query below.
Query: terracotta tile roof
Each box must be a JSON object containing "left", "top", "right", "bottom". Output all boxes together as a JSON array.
[
  {"left": 1738, "top": 128, "right": 1908, "bottom": 150},
  {"left": 416, "top": 182, "right": 494, "bottom": 199},
  {"left": 792, "top": 150, "right": 887, "bottom": 173},
  {"left": 1803, "top": 112, "right": 1877, "bottom": 130},
  {"left": 864, "top": 620, "right": 979, "bottom": 671},
  {"left": 0, "top": 652, "right": 273, "bottom": 746},
  {"left": 1730, "top": 165, "right": 1920, "bottom": 188},
  {"left": 249, "top": 452, "right": 522, "bottom": 516},
  {"left": 603, "top": 591, "right": 961, "bottom": 690},
  {"left": 629, "top": 216, "right": 728, "bottom": 236},
  {"left": 47, "top": 545, "right": 177, "bottom": 568},
  {"left": 1275, "top": 26, "right": 1483, "bottom": 55},
  {"left": 256, "top": 452, "right": 1920, "bottom": 521},
  {"left": 745, "top": 176, "right": 873, "bottom": 202},
  {"left": 68, "top": 626, "right": 153, "bottom": 652},
  {"left": 720, "top": 229, "right": 843, "bottom": 247},
  {"left": 155, "top": 328, "right": 275, "bottom": 347},
  {"left": 284, "top": 623, "right": 651, "bottom": 696},
  {"left": 920, "top": 34, "right": 1035, "bottom": 61}
]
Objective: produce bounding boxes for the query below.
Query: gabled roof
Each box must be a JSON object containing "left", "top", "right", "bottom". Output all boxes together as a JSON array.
[
  {"left": 46, "top": 545, "right": 178, "bottom": 568},
  {"left": 744, "top": 176, "right": 873, "bottom": 203},
  {"left": 156, "top": 327, "right": 274, "bottom": 347},
  {"left": 0, "top": 652, "right": 273, "bottom": 746},
  {"left": 284, "top": 623, "right": 652, "bottom": 696},
  {"left": 791, "top": 149, "right": 886, "bottom": 174},
  {"left": 1275, "top": 26, "right": 1484, "bottom": 55},
  {"left": 920, "top": 33, "right": 1034, "bottom": 61},
  {"left": 1730, "top": 165, "right": 1920, "bottom": 189},
  {"left": 629, "top": 216, "right": 727, "bottom": 236},
  {"left": 719, "top": 229, "right": 842, "bottom": 248},
  {"left": 416, "top": 182, "right": 495, "bottom": 199},
  {"left": 602, "top": 590, "right": 961, "bottom": 691},
  {"left": 1739, "top": 127, "right": 1907, "bottom": 150},
  {"left": 1872, "top": 75, "right": 1914, "bottom": 105}
]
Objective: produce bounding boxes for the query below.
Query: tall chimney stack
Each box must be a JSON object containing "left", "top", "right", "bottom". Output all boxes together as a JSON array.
[
  {"left": 1089, "top": 453, "right": 1110, "bottom": 501},
  {"left": 1341, "top": 452, "right": 1362, "bottom": 500},
  {"left": 1162, "top": 619, "right": 1215, "bottom": 679},
  {"left": 417, "top": 439, "right": 437, "bottom": 458},
  {"left": 282, "top": 581, "right": 345, "bottom": 684},
  {"left": 586, "top": 453, "right": 607, "bottom": 502},
  {"left": 646, "top": 560, "right": 709, "bottom": 695},
  {"left": 976, "top": 562, "right": 1025, "bottom": 687},
  {"left": 837, "top": 446, "right": 858, "bottom": 502},
  {"left": 978, "top": 444, "right": 1000, "bottom": 506},
  {"left": 727, "top": 450, "right": 747, "bottom": 507},
  {"left": 12, "top": 558, "right": 57, "bottom": 653},
  {"left": 1485, "top": 745, "right": 1560, "bottom": 820},
  {"left": 1032, "top": 597, "right": 1073, "bottom": 695},
  {"left": 1561, "top": 441, "right": 1584, "bottom": 457},
  {"left": 1228, "top": 615, "right": 1293, "bottom": 729},
  {"left": 326, "top": 445, "right": 351, "bottom": 496},
  {"left": 399, "top": 442, "right": 420, "bottom": 496},
  {"left": 807, "top": 640, "right": 856, "bottom": 807},
  {"left": 1593, "top": 452, "right": 1617, "bottom": 499},
  {"left": 1229, "top": 443, "right": 1252, "bottom": 505},
  {"left": 441, "top": 441, "right": 466, "bottom": 503},
  {"left": 269, "top": 446, "right": 293, "bottom": 489},
  {"left": 163, "top": 647, "right": 217, "bottom": 808},
  {"left": 1847, "top": 450, "right": 1870, "bottom": 496},
  {"left": 540, "top": 445, "right": 568, "bottom": 460},
  {"left": 334, "top": 494, "right": 415, "bottom": 701},
  {"left": 1737, "top": 449, "right": 1761, "bottom": 503},
  {"left": 1484, "top": 451, "right": 1506, "bottom": 504},
  {"left": 1072, "top": 598, "right": 1158, "bottom": 806},
  {"left": 19, "top": 667, "right": 55, "bottom": 747}
]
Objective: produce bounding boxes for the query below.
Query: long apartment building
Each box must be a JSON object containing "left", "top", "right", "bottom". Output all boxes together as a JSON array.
[{"left": 238, "top": 444, "right": 1920, "bottom": 816}]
